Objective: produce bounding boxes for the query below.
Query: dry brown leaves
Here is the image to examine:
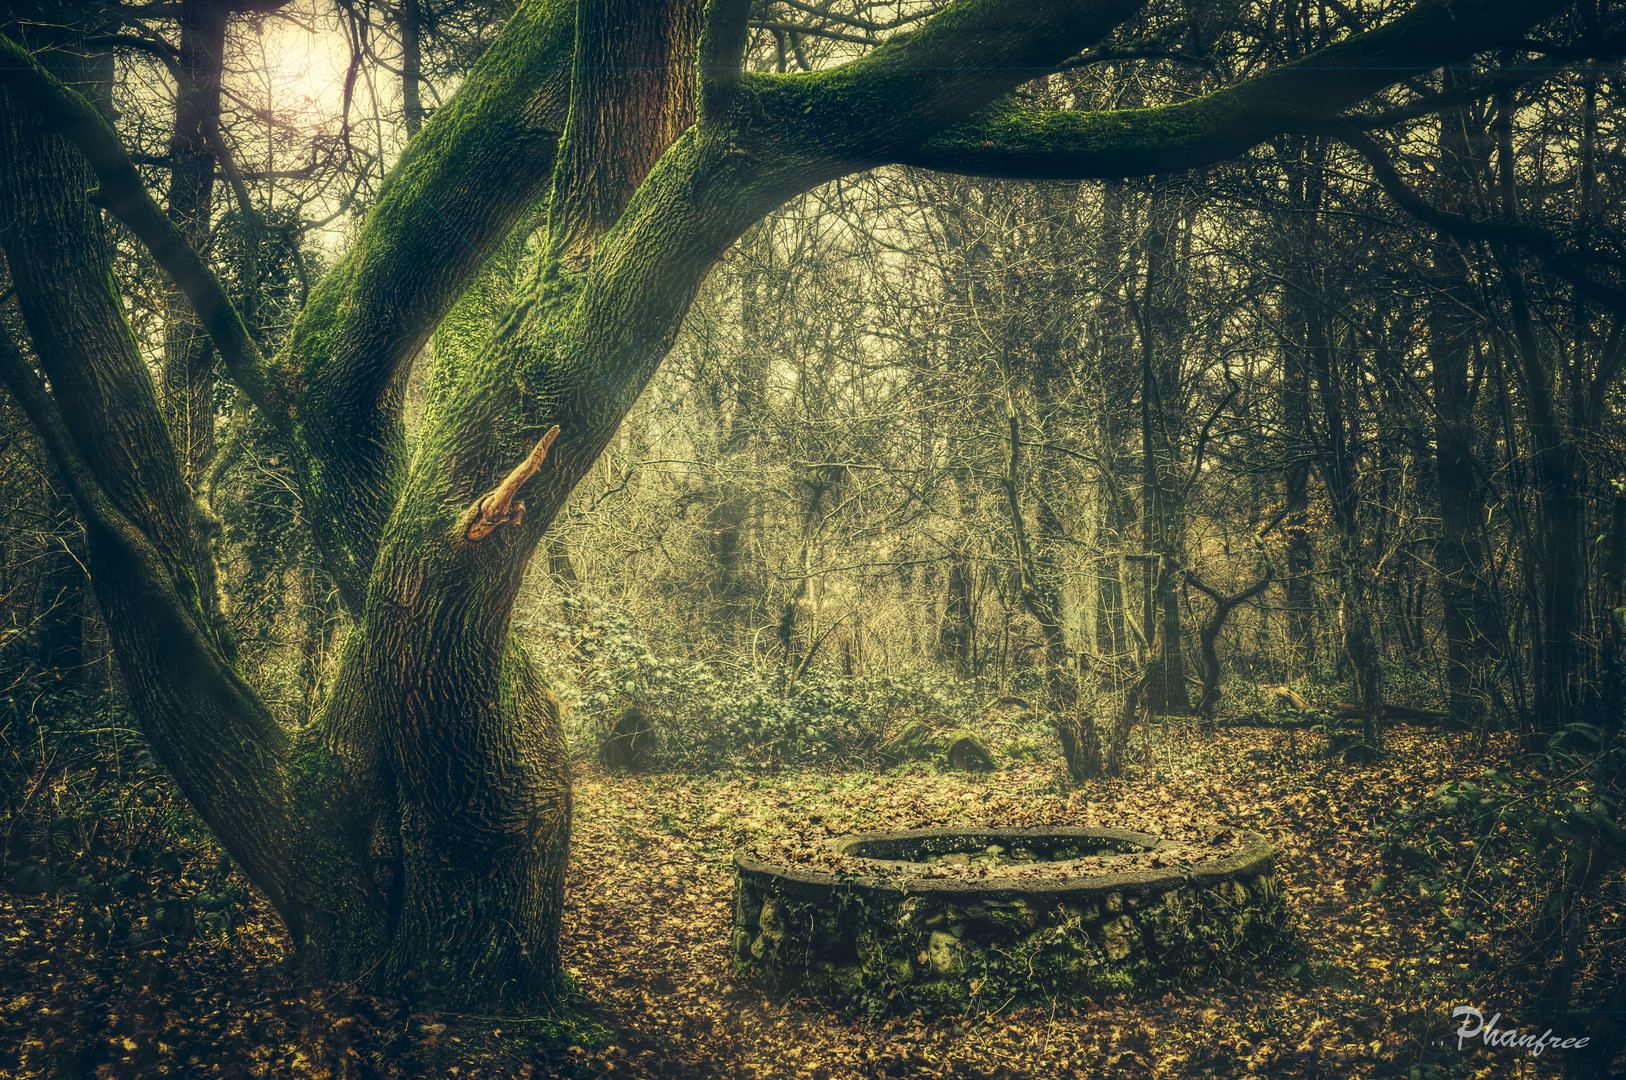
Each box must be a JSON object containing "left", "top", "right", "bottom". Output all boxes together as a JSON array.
[{"left": 0, "top": 725, "right": 1585, "bottom": 1078}]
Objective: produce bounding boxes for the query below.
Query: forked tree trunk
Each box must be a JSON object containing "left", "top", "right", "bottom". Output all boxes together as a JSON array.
[{"left": 0, "top": 0, "right": 1565, "bottom": 1012}]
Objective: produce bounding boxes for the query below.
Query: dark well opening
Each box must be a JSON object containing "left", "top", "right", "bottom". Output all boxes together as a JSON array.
[{"left": 834, "top": 829, "right": 1158, "bottom": 866}]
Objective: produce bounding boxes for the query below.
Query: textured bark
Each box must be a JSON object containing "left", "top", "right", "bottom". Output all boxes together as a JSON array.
[
  {"left": 548, "top": 0, "right": 703, "bottom": 267},
  {"left": 0, "top": 83, "right": 301, "bottom": 924},
  {"left": 282, "top": 0, "right": 576, "bottom": 607},
  {"left": 895, "top": 0, "right": 1569, "bottom": 178}
]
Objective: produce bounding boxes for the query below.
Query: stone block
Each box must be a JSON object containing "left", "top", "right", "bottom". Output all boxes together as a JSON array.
[
  {"left": 1101, "top": 915, "right": 1140, "bottom": 961},
  {"left": 928, "top": 930, "right": 965, "bottom": 974}
]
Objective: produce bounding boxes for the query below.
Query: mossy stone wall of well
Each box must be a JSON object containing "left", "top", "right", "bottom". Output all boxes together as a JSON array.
[{"left": 731, "top": 828, "right": 1288, "bottom": 1016}]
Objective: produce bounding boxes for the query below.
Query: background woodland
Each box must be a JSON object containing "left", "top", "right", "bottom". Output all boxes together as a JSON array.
[{"left": 1, "top": 0, "right": 1623, "bottom": 1077}]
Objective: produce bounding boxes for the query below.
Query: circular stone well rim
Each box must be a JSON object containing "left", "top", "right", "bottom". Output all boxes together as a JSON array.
[{"left": 734, "top": 826, "right": 1275, "bottom": 900}]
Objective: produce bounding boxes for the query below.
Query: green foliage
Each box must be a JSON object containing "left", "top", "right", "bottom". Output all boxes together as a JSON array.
[
  {"left": 1374, "top": 721, "right": 1625, "bottom": 1012},
  {"left": 1, "top": 695, "right": 257, "bottom": 950},
  {"left": 530, "top": 593, "right": 992, "bottom": 771},
  {"left": 214, "top": 204, "right": 326, "bottom": 348}
]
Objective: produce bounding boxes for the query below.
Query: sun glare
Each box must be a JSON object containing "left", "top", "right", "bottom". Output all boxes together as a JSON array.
[{"left": 250, "top": 9, "right": 355, "bottom": 128}]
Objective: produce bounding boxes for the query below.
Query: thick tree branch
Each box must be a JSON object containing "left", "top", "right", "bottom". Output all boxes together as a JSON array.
[
  {"left": 700, "top": 0, "right": 753, "bottom": 119},
  {"left": 549, "top": 0, "right": 703, "bottom": 267},
  {"left": 745, "top": 0, "right": 1147, "bottom": 168},
  {"left": 887, "top": 0, "right": 1568, "bottom": 178},
  {"left": 282, "top": 0, "right": 575, "bottom": 608},
  {"left": 0, "top": 311, "right": 298, "bottom": 930},
  {"left": 0, "top": 32, "right": 284, "bottom": 425},
  {"left": 0, "top": 327, "right": 153, "bottom": 578}
]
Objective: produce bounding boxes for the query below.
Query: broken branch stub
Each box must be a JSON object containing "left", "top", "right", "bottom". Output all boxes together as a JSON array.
[{"left": 462, "top": 425, "right": 561, "bottom": 543}]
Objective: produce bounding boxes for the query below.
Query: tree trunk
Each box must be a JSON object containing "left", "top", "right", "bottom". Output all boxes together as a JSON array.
[
  {"left": 1189, "top": 569, "right": 1273, "bottom": 724},
  {"left": 160, "top": 0, "right": 228, "bottom": 488},
  {"left": 399, "top": 0, "right": 426, "bottom": 138},
  {"left": 1309, "top": 305, "right": 1384, "bottom": 750},
  {"left": 1088, "top": 180, "right": 1132, "bottom": 662},
  {"left": 1002, "top": 413, "right": 1099, "bottom": 780},
  {"left": 1430, "top": 76, "right": 1498, "bottom": 725},
  {"left": 1135, "top": 181, "right": 1190, "bottom": 714},
  {"left": 940, "top": 553, "right": 974, "bottom": 678},
  {"left": 1278, "top": 136, "right": 1318, "bottom": 678},
  {"left": 0, "top": 72, "right": 301, "bottom": 924}
]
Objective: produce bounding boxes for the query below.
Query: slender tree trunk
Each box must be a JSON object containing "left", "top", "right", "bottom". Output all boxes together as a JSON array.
[
  {"left": 940, "top": 553, "right": 974, "bottom": 678},
  {"left": 399, "top": 0, "right": 426, "bottom": 138},
  {"left": 1278, "top": 138, "right": 1318, "bottom": 678},
  {"left": 1002, "top": 413, "right": 1098, "bottom": 780},
  {"left": 1308, "top": 306, "right": 1383, "bottom": 749},
  {"left": 160, "top": 0, "right": 228, "bottom": 488},
  {"left": 1430, "top": 77, "right": 1498, "bottom": 725},
  {"left": 1088, "top": 180, "right": 1132, "bottom": 662},
  {"left": 1135, "top": 183, "right": 1190, "bottom": 714}
]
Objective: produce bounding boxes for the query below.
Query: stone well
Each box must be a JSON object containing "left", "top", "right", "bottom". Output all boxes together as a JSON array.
[{"left": 731, "top": 826, "right": 1287, "bottom": 1016}]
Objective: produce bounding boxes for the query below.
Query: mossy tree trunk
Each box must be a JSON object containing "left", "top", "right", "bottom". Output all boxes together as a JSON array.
[{"left": 0, "top": 0, "right": 1569, "bottom": 1012}]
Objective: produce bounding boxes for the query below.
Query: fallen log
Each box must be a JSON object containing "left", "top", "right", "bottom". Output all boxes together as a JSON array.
[{"left": 1333, "top": 702, "right": 1450, "bottom": 725}]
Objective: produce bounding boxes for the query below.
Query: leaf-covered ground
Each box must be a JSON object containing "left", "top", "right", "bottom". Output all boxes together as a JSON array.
[{"left": 1, "top": 724, "right": 1615, "bottom": 1078}]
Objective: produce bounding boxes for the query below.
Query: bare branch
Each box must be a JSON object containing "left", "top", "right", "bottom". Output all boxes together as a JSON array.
[
  {"left": 888, "top": 0, "right": 1569, "bottom": 178},
  {"left": 748, "top": 20, "right": 875, "bottom": 46},
  {"left": 774, "top": 0, "right": 932, "bottom": 33},
  {"left": 0, "top": 32, "right": 284, "bottom": 425},
  {"left": 1337, "top": 128, "right": 1626, "bottom": 313},
  {"left": 1057, "top": 38, "right": 1215, "bottom": 71}
]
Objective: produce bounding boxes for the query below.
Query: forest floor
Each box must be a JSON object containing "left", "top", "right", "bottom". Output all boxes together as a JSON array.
[{"left": 1, "top": 723, "right": 1613, "bottom": 1078}]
